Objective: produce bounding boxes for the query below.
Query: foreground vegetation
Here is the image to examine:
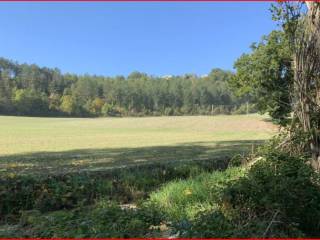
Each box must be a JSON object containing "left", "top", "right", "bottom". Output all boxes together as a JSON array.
[{"left": 2, "top": 141, "right": 320, "bottom": 238}]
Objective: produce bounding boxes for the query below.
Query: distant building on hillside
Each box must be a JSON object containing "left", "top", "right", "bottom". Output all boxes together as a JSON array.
[{"left": 161, "top": 75, "right": 173, "bottom": 80}]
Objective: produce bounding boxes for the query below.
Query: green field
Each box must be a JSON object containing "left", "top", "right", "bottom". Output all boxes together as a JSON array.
[{"left": 0, "top": 114, "right": 275, "bottom": 176}]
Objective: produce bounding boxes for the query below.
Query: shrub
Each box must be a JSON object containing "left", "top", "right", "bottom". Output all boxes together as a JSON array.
[
  {"left": 164, "top": 107, "right": 174, "bottom": 116},
  {"left": 11, "top": 200, "right": 163, "bottom": 238},
  {"left": 176, "top": 210, "right": 233, "bottom": 238},
  {"left": 171, "top": 147, "right": 320, "bottom": 238},
  {"left": 223, "top": 150, "right": 320, "bottom": 237},
  {"left": 184, "top": 150, "right": 320, "bottom": 238},
  {"left": 101, "top": 103, "right": 122, "bottom": 117},
  {"left": 228, "top": 154, "right": 244, "bottom": 167}
]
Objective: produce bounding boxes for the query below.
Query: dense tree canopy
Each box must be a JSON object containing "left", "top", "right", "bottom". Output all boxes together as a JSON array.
[
  {"left": 231, "top": 30, "right": 293, "bottom": 125},
  {"left": 0, "top": 57, "right": 252, "bottom": 117}
]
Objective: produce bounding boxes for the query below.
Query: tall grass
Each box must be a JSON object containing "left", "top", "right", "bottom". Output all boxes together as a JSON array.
[{"left": 148, "top": 167, "right": 246, "bottom": 221}]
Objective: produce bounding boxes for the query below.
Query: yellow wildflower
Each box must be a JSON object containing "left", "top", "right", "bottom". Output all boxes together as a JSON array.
[{"left": 184, "top": 189, "right": 192, "bottom": 196}]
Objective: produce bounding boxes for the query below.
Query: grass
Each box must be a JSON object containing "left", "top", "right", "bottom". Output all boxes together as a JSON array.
[
  {"left": 0, "top": 114, "right": 275, "bottom": 176},
  {"left": 148, "top": 167, "right": 246, "bottom": 221}
]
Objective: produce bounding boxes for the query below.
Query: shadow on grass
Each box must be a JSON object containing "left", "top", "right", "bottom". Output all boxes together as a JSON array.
[{"left": 0, "top": 140, "right": 264, "bottom": 176}]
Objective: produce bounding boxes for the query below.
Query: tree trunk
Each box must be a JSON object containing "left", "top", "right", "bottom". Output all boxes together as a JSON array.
[
  {"left": 293, "top": 2, "right": 320, "bottom": 170},
  {"left": 308, "top": 3, "right": 320, "bottom": 170}
]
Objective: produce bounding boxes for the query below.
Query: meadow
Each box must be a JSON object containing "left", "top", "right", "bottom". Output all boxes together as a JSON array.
[{"left": 0, "top": 114, "right": 275, "bottom": 176}]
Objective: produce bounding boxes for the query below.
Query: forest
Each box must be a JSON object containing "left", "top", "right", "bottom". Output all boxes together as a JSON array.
[{"left": 0, "top": 58, "right": 252, "bottom": 117}]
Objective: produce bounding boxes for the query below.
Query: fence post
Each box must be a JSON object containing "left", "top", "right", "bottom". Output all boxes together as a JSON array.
[{"left": 246, "top": 101, "right": 249, "bottom": 115}]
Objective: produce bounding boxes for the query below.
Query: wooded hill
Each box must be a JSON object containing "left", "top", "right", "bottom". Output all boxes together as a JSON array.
[{"left": 0, "top": 58, "right": 252, "bottom": 117}]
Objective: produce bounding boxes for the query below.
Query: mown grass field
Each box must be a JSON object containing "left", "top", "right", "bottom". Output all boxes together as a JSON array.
[{"left": 0, "top": 114, "right": 275, "bottom": 176}]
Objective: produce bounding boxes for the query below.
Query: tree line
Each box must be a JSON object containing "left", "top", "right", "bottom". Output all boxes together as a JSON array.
[{"left": 0, "top": 58, "right": 253, "bottom": 117}]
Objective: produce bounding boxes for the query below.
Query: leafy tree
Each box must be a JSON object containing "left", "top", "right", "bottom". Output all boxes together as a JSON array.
[
  {"left": 60, "top": 95, "right": 77, "bottom": 115},
  {"left": 231, "top": 30, "right": 293, "bottom": 125},
  {"left": 48, "top": 93, "right": 62, "bottom": 113},
  {"left": 13, "top": 89, "right": 48, "bottom": 116},
  {"left": 89, "top": 97, "right": 105, "bottom": 115}
]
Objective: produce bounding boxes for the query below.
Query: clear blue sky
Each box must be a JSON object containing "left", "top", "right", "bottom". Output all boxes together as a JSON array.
[{"left": 0, "top": 2, "right": 277, "bottom": 76}]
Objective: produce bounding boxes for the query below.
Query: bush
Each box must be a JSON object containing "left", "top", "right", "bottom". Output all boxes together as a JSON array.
[
  {"left": 228, "top": 154, "right": 244, "bottom": 167},
  {"left": 223, "top": 150, "right": 320, "bottom": 237},
  {"left": 171, "top": 147, "right": 320, "bottom": 238},
  {"left": 164, "top": 107, "right": 174, "bottom": 116},
  {"left": 101, "top": 103, "right": 123, "bottom": 117},
  {"left": 181, "top": 149, "right": 320, "bottom": 237},
  {"left": 176, "top": 210, "right": 233, "bottom": 238},
  {"left": 12, "top": 200, "right": 163, "bottom": 238}
]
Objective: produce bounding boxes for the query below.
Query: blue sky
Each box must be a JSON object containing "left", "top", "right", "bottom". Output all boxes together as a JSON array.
[{"left": 0, "top": 2, "right": 278, "bottom": 76}]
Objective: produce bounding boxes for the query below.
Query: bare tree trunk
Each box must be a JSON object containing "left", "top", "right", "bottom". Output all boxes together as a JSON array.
[
  {"left": 294, "top": 2, "right": 320, "bottom": 170},
  {"left": 308, "top": 3, "right": 320, "bottom": 170}
]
